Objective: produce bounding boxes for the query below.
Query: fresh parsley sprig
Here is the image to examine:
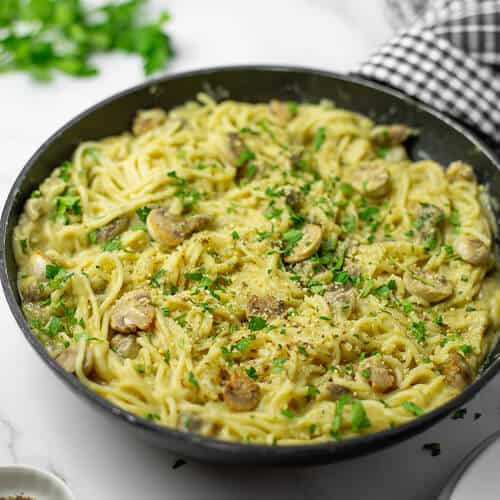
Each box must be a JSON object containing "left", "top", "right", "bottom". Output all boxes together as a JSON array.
[{"left": 0, "top": 0, "right": 174, "bottom": 81}]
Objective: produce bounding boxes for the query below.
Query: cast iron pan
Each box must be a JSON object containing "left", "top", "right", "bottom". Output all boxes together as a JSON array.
[{"left": 2, "top": 66, "right": 500, "bottom": 466}]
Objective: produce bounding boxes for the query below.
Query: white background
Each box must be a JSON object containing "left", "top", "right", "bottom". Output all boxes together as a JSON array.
[{"left": 1, "top": 1, "right": 500, "bottom": 499}]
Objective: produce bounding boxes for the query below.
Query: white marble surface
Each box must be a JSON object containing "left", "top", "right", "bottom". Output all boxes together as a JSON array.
[{"left": 1, "top": 1, "right": 500, "bottom": 499}]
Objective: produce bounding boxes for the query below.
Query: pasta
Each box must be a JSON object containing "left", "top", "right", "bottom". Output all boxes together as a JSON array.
[{"left": 13, "top": 95, "right": 500, "bottom": 445}]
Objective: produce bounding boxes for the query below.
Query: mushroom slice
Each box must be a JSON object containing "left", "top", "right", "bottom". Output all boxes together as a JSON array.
[
  {"left": 327, "top": 383, "right": 352, "bottom": 401},
  {"left": 413, "top": 204, "right": 444, "bottom": 245},
  {"left": 147, "top": 209, "right": 211, "bottom": 248},
  {"left": 382, "top": 145, "right": 408, "bottom": 162},
  {"left": 269, "top": 100, "right": 293, "bottom": 126},
  {"left": 284, "top": 224, "right": 322, "bottom": 264},
  {"left": 224, "top": 371, "right": 260, "bottom": 412},
  {"left": 110, "top": 333, "right": 140, "bottom": 359},
  {"left": 368, "top": 361, "right": 395, "bottom": 393},
  {"left": 228, "top": 132, "right": 246, "bottom": 162},
  {"left": 352, "top": 162, "right": 391, "bottom": 198},
  {"left": 446, "top": 161, "right": 476, "bottom": 183},
  {"left": 370, "top": 124, "right": 417, "bottom": 147},
  {"left": 247, "top": 295, "right": 287, "bottom": 319},
  {"left": 285, "top": 189, "right": 303, "bottom": 211},
  {"left": 324, "top": 284, "right": 357, "bottom": 319},
  {"left": 96, "top": 216, "right": 128, "bottom": 244},
  {"left": 56, "top": 344, "right": 93, "bottom": 376},
  {"left": 29, "top": 251, "right": 49, "bottom": 278},
  {"left": 403, "top": 270, "right": 453, "bottom": 303},
  {"left": 455, "top": 236, "right": 490, "bottom": 266},
  {"left": 442, "top": 352, "right": 472, "bottom": 390},
  {"left": 110, "top": 290, "right": 155, "bottom": 334},
  {"left": 132, "top": 108, "right": 167, "bottom": 136}
]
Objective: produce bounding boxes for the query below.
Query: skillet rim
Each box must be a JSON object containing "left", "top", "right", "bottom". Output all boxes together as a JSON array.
[{"left": 2, "top": 64, "right": 500, "bottom": 464}]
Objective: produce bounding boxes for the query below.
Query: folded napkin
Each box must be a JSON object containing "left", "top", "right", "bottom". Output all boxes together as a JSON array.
[{"left": 358, "top": 0, "right": 500, "bottom": 150}]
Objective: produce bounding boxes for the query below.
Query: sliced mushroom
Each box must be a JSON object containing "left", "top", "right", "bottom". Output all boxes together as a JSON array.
[
  {"left": 96, "top": 216, "right": 128, "bottom": 244},
  {"left": 285, "top": 189, "right": 303, "bottom": 212},
  {"left": 324, "top": 284, "right": 357, "bottom": 319},
  {"left": 110, "top": 333, "right": 140, "bottom": 359},
  {"left": 178, "top": 412, "right": 203, "bottom": 432},
  {"left": 284, "top": 224, "right": 323, "bottom": 264},
  {"left": 55, "top": 343, "right": 93, "bottom": 376},
  {"left": 352, "top": 162, "right": 391, "bottom": 198},
  {"left": 269, "top": 100, "right": 293, "bottom": 126},
  {"left": 20, "top": 276, "right": 46, "bottom": 302},
  {"left": 247, "top": 295, "right": 287, "bottom": 319},
  {"left": 455, "top": 236, "right": 490, "bottom": 266},
  {"left": 224, "top": 371, "right": 260, "bottom": 412},
  {"left": 132, "top": 108, "right": 167, "bottom": 136},
  {"left": 370, "top": 124, "right": 417, "bottom": 147},
  {"left": 382, "top": 145, "right": 408, "bottom": 162},
  {"left": 446, "top": 161, "right": 476, "bottom": 183},
  {"left": 367, "top": 361, "right": 395, "bottom": 393},
  {"left": 327, "top": 383, "right": 352, "bottom": 401},
  {"left": 413, "top": 204, "right": 445, "bottom": 245},
  {"left": 147, "top": 209, "right": 211, "bottom": 248},
  {"left": 110, "top": 290, "right": 155, "bottom": 334},
  {"left": 228, "top": 132, "right": 246, "bottom": 162},
  {"left": 29, "top": 251, "right": 49, "bottom": 278},
  {"left": 442, "top": 352, "right": 472, "bottom": 390},
  {"left": 403, "top": 270, "right": 453, "bottom": 303}
]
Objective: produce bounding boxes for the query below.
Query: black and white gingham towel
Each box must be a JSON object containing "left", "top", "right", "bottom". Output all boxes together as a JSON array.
[{"left": 359, "top": 0, "right": 500, "bottom": 148}]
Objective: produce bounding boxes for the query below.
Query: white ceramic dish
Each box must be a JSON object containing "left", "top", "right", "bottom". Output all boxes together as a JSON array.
[{"left": 0, "top": 465, "right": 75, "bottom": 500}]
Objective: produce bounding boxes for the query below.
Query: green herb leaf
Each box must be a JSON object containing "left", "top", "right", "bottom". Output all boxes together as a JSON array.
[
  {"left": 402, "top": 401, "right": 424, "bottom": 416},
  {"left": 331, "top": 393, "right": 352, "bottom": 437},
  {"left": 188, "top": 371, "right": 199, "bottom": 388},
  {"left": 136, "top": 206, "right": 152, "bottom": 223},
  {"left": 351, "top": 400, "right": 371, "bottom": 431},
  {"left": 248, "top": 316, "right": 267, "bottom": 331},
  {"left": 245, "top": 367, "right": 258, "bottom": 379},
  {"left": 102, "top": 238, "right": 121, "bottom": 252},
  {"left": 313, "top": 127, "right": 326, "bottom": 152},
  {"left": 411, "top": 321, "right": 427, "bottom": 343}
]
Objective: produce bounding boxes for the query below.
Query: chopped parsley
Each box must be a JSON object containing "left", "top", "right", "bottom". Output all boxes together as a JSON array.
[
  {"left": 42, "top": 316, "right": 63, "bottom": 338},
  {"left": 245, "top": 367, "right": 258, "bottom": 380},
  {"left": 150, "top": 269, "right": 166, "bottom": 288},
  {"left": 102, "top": 238, "right": 121, "bottom": 252},
  {"left": 237, "top": 148, "right": 256, "bottom": 166},
  {"left": 313, "top": 127, "right": 326, "bottom": 152},
  {"left": 459, "top": 344, "right": 473, "bottom": 355},
  {"left": 411, "top": 321, "right": 427, "bottom": 343},
  {"left": 281, "top": 407, "right": 295, "bottom": 418},
  {"left": 55, "top": 193, "right": 81, "bottom": 224},
  {"left": 272, "top": 357, "right": 287, "bottom": 373},
  {"left": 402, "top": 401, "right": 424, "bottom": 416},
  {"left": 331, "top": 393, "right": 352, "bottom": 438},
  {"left": 374, "top": 279, "right": 397, "bottom": 298},
  {"left": 187, "top": 371, "right": 199, "bottom": 388},
  {"left": 248, "top": 316, "right": 268, "bottom": 331},
  {"left": 231, "top": 230, "right": 240, "bottom": 240},
  {"left": 282, "top": 228, "right": 303, "bottom": 255},
  {"left": 351, "top": 400, "right": 371, "bottom": 431},
  {"left": 136, "top": 206, "right": 151, "bottom": 223}
]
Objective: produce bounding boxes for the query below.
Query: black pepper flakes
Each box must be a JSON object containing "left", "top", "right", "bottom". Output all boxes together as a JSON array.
[{"left": 474, "top": 412, "right": 482, "bottom": 420}]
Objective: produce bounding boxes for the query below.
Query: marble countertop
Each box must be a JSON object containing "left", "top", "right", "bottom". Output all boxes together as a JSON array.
[{"left": 1, "top": 1, "right": 500, "bottom": 499}]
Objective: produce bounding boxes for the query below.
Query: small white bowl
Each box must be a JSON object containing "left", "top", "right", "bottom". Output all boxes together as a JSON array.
[{"left": 0, "top": 465, "right": 75, "bottom": 500}]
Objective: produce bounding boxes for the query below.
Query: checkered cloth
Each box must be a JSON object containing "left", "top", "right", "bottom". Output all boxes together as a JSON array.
[{"left": 359, "top": 0, "right": 500, "bottom": 148}]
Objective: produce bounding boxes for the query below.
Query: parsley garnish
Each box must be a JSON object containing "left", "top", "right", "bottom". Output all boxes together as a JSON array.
[
  {"left": 282, "top": 228, "right": 303, "bottom": 255},
  {"left": 248, "top": 316, "right": 267, "bottom": 331},
  {"left": 150, "top": 269, "right": 166, "bottom": 288},
  {"left": 187, "top": 371, "right": 199, "bottom": 388},
  {"left": 42, "top": 317, "right": 63, "bottom": 338},
  {"left": 331, "top": 393, "right": 352, "bottom": 437},
  {"left": 402, "top": 401, "right": 424, "bottom": 416},
  {"left": 313, "top": 127, "right": 326, "bottom": 151},
  {"left": 55, "top": 193, "right": 81, "bottom": 224},
  {"left": 351, "top": 400, "right": 371, "bottom": 431},
  {"left": 136, "top": 206, "right": 151, "bottom": 223},
  {"left": 245, "top": 367, "right": 258, "bottom": 379},
  {"left": 237, "top": 148, "right": 256, "bottom": 166},
  {"left": 411, "top": 321, "right": 426, "bottom": 343},
  {"left": 281, "top": 408, "right": 295, "bottom": 418},
  {"left": 231, "top": 230, "right": 240, "bottom": 240},
  {"left": 102, "top": 238, "right": 121, "bottom": 252}
]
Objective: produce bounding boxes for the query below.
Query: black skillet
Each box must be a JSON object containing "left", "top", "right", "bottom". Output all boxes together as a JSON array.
[{"left": 1, "top": 66, "right": 500, "bottom": 466}]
